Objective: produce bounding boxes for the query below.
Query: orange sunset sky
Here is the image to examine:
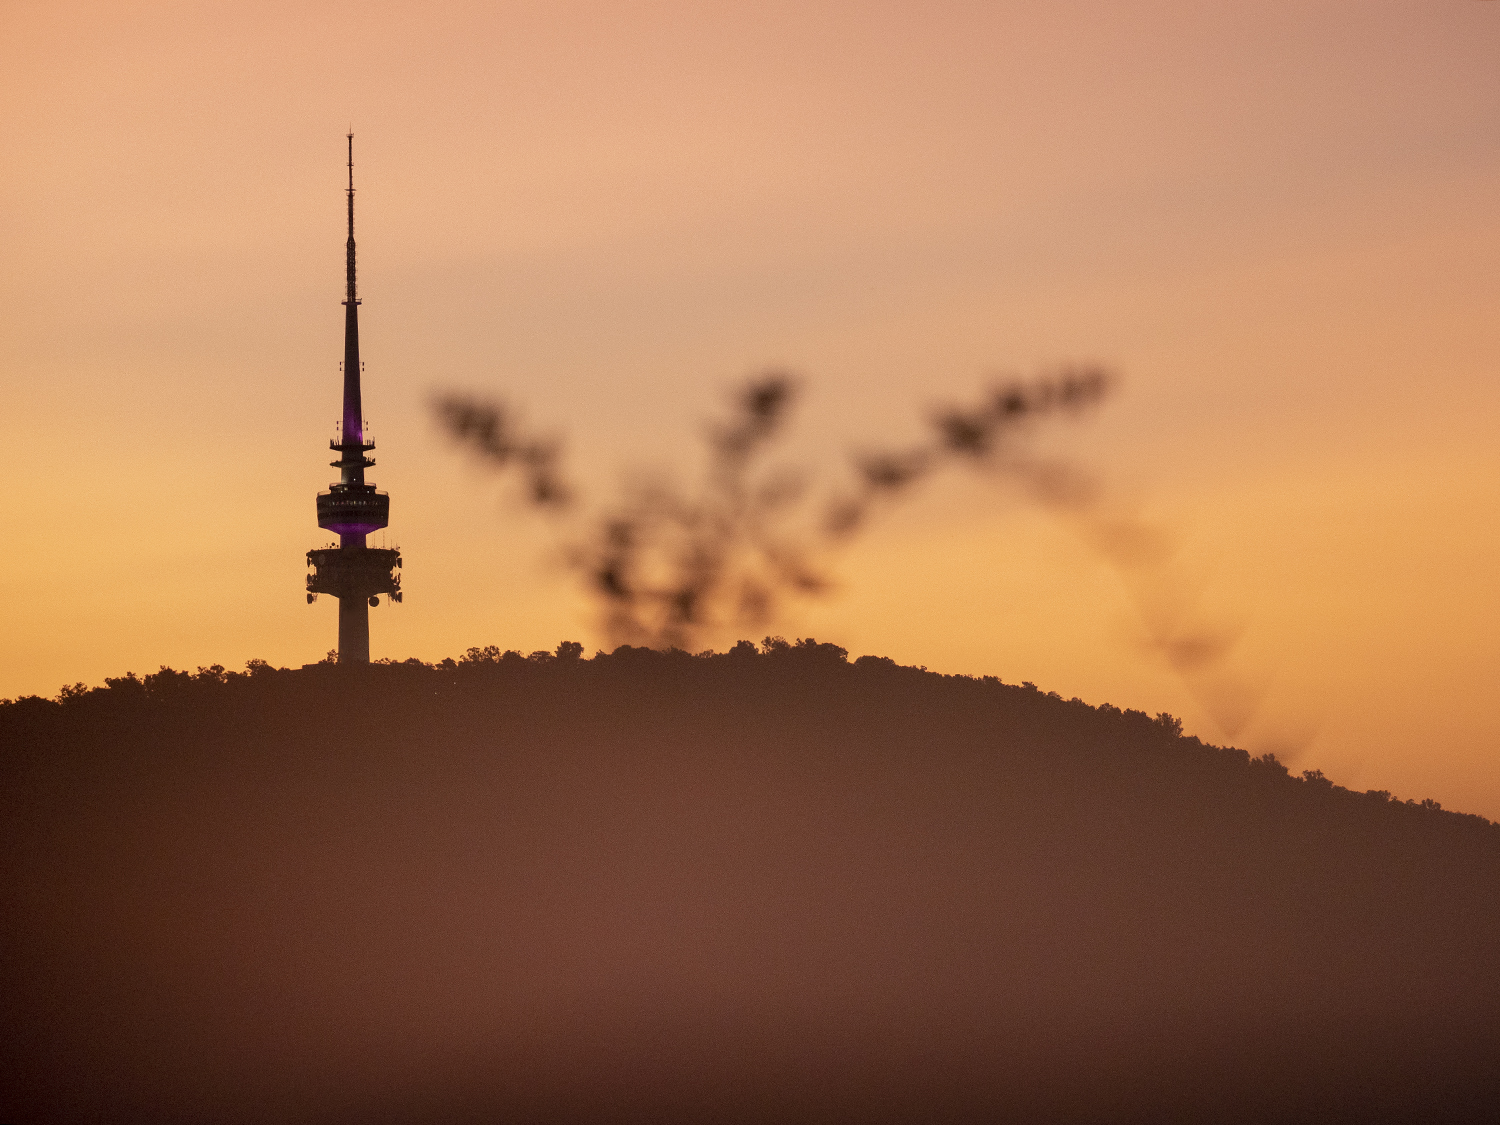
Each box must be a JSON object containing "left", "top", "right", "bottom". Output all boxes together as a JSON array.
[{"left": 3, "top": 2, "right": 1498, "bottom": 815}]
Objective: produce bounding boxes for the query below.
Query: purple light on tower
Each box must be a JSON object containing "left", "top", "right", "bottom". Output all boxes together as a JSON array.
[{"left": 305, "top": 134, "right": 402, "bottom": 662}]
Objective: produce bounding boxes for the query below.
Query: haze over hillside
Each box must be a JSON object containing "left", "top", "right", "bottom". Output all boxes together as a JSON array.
[{"left": 4, "top": 640, "right": 1498, "bottom": 1123}]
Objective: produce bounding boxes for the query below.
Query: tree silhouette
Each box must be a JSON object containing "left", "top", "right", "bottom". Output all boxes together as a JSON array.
[{"left": 3, "top": 644, "right": 1498, "bottom": 1123}]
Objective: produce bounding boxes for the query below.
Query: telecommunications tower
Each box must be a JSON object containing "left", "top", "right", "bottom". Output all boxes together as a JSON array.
[{"left": 306, "top": 134, "right": 402, "bottom": 662}]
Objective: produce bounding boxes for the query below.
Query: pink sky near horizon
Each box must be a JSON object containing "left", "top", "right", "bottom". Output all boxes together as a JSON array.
[{"left": 3, "top": 1, "right": 1498, "bottom": 815}]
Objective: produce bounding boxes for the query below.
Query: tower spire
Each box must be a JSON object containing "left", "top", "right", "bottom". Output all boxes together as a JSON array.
[
  {"left": 341, "top": 133, "right": 364, "bottom": 452},
  {"left": 345, "top": 132, "right": 357, "bottom": 307}
]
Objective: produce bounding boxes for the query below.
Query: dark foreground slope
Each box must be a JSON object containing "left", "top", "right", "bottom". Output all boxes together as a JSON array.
[{"left": 3, "top": 641, "right": 1498, "bottom": 1125}]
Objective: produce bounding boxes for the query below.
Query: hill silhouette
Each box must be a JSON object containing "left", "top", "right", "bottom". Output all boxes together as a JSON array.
[{"left": 4, "top": 641, "right": 1498, "bottom": 1124}]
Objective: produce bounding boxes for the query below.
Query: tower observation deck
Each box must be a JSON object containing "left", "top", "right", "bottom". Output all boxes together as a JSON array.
[{"left": 306, "top": 134, "right": 401, "bottom": 662}]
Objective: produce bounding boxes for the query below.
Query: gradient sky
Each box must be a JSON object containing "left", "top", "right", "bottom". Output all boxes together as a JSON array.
[{"left": 3, "top": 1, "right": 1498, "bottom": 815}]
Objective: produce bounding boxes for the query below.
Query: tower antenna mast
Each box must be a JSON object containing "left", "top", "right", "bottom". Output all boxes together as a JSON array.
[{"left": 346, "top": 132, "right": 357, "bottom": 307}]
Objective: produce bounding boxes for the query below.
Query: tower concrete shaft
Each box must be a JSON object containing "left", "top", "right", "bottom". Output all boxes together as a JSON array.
[
  {"left": 340, "top": 593, "right": 370, "bottom": 664},
  {"left": 306, "top": 134, "right": 401, "bottom": 662}
]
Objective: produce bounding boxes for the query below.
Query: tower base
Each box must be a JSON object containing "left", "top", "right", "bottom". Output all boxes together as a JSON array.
[{"left": 338, "top": 595, "right": 370, "bottom": 664}]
